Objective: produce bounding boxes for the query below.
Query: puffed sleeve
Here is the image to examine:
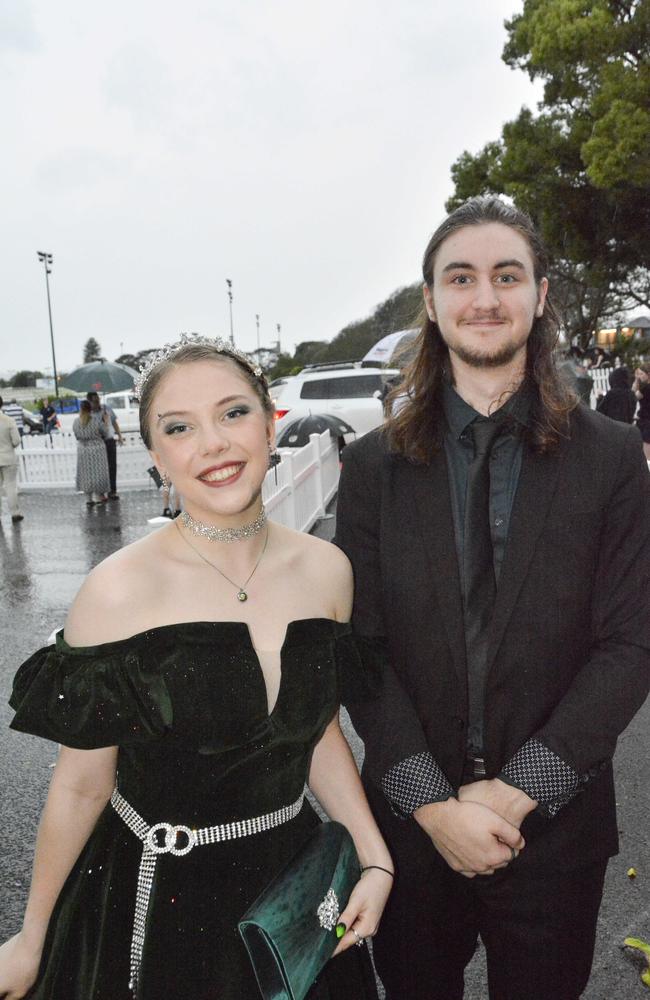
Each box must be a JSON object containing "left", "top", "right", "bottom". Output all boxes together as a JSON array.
[{"left": 9, "top": 635, "right": 173, "bottom": 749}]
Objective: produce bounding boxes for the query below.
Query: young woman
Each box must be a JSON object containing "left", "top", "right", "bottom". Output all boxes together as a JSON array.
[
  {"left": 72, "top": 399, "right": 110, "bottom": 505},
  {"left": 1, "top": 336, "right": 392, "bottom": 1000}
]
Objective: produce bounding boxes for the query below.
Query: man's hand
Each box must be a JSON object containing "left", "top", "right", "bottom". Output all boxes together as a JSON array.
[
  {"left": 413, "top": 798, "right": 525, "bottom": 878},
  {"left": 458, "top": 778, "right": 537, "bottom": 829}
]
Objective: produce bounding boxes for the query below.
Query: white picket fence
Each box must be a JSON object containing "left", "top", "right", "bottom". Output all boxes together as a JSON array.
[
  {"left": 15, "top": 431, "right": 340, "bottom": 534},
  {"left": 589, "top": 367, "right": 612, "bottom": 406},
  {"left": 16, "top": 433, "right": 151, "bottom": 490}
]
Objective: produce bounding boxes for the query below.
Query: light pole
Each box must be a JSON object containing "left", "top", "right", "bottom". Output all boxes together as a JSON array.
[
  {"left": 276, "top": 323, "right": 281, "bottom": 355},
  {"left": 37, "top": 251, "right": 59, "bottom": 398},
  {"left": 226, "top": 279, "right": 234, "bottom": 347},
  {"left": 255, "top": 313, "right": 260, "bottom": 358}
]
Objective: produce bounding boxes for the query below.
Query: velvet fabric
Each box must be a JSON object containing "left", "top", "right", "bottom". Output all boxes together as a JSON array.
[{"left": 10, "top": 620, "right": 380, "bottom": 1000}]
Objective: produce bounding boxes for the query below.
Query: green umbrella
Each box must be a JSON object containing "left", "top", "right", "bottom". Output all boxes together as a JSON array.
[{"left": 62, "top": 360, "right": 138, "bottom": 394}]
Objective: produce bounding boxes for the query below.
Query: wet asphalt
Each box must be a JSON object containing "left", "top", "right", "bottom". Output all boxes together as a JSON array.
[{"left": 1, "top": 489, "right": 648, "bottom": 998}]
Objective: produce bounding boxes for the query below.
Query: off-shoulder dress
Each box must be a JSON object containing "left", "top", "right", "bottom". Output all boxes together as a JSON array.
[{"left": 9, "top": 619, "right": 380, "bottom": 1000}]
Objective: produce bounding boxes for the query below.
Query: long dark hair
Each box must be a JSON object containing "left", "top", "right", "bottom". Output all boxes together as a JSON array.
[{"left": 385, "top": 197, "right": 577, "bottom": 463}]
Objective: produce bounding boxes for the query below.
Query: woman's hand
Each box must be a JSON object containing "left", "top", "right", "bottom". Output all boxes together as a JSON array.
[
  {"left": 0, "top": 931, "right": 43, "bottom": 999},
  {"left": 332, "top": 868, "right": 393, "bottom": 956}
]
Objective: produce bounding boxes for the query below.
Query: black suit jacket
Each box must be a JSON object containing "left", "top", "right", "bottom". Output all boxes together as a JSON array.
[{"left": 335, "top": 405, "right": 650, "bottom": 871}]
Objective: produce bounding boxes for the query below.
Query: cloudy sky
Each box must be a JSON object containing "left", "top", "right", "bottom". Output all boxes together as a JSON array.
[{"left": 1, "top": 0, "right": 541, "bottom": 375}]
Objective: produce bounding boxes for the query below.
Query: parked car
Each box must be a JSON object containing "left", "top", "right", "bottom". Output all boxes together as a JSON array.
[
  {"left": 22, "top": 409, "right": 44, "bottom": 434},
  {"left": 102, "top": 390, "right": 141, "bottom": 433},
  {"left": 273, "top": 364, "right": 399, "bottom": 439},
  {"left": 57, "top": 390, "right": 141, "bottom": 434}
]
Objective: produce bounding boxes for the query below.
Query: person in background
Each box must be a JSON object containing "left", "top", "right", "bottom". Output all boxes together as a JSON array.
[
  {"left": 557, "top": 347, "right": 593, "bottom": 405},
  {"left": 596, "top": 367, "right": 637, "bottom": 424},
  {"left": 72, "top": 400, "right": 110, "bottom": 506},
  {"left": 87, "top": 391, "right": 124, "bottom": 500},
  {"left": 335, "top": 196, "right": 650, "bottom": 1000},
  {"left": 39, "top": 398, "right": 58, "bottom": 434},
  {"left": 588, "top": 347, "right": 609, "bottom": 369},
  {"left": 2, "top": 398, "right": 25, "bottom": 436},
  {"left": 0, "top": 396, "right": 24, "bottom": 523},
  {"left": 633, "top": 364, "right": 650, "bottom": 460}
]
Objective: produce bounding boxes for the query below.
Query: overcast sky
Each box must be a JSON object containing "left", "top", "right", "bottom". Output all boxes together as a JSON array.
[{"left": 1, "top": 0, "right": 542, "bottom": 375}]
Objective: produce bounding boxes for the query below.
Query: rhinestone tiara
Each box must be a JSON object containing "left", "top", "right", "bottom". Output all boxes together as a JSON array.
[{"left": 133, "top": 332, "right": 264, "bottom": 399}]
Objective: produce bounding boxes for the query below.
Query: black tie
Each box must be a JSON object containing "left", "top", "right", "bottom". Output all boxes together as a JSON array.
[{"left": 464, "top": 418, "right": 501, "bottom": 757}]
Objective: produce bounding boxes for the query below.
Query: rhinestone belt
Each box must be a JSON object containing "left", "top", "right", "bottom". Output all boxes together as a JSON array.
[{"left": 110, "top": 786, "right": 305, "bottom": 995}]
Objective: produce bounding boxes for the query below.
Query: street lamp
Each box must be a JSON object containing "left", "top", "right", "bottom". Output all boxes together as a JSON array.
[
  {"left": 37, "top": 251, "right": 60, "bottom": 399},
  {"left": 276, "top": 323, "right": 281, "bottom": 355},
  {"left": 255, "top": 313, "right": 260, "bottom": 358},
  {"left": 226, "top": 279, "right": 234, "bottom": 347}
]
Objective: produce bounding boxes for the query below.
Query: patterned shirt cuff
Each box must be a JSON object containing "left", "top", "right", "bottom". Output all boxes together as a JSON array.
[
  {"left": 499, "top": 738, "right": 582, "bottom": 818},
  {"left": 382, "top": 751, "right": 455, "bottom": 817}
]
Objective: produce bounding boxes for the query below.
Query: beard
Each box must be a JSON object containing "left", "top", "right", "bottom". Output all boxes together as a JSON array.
[{"left": 450, "top": 338, "right": 525, "bottom": 369}]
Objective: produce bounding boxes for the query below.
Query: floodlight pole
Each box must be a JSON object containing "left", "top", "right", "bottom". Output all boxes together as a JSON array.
[
  {"left": 37, "top": 251, "right": 59, "bottom": 398},
  {"left": 226, "top": 279, "right": 234, "bottom": 346}
]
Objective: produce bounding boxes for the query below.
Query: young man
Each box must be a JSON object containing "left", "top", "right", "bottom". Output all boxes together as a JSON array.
[
  {"left": 0, "top": 396, "right": 23, "bottom": 522},
  {"left": 39, "top": 398, "right": 58, "bottom": 434},
  {"left": 87, "top": 391, "right": 124, "bottom": 499},
  {"left": 335, "top": 197, "right": 650, "bottom": 1000}
]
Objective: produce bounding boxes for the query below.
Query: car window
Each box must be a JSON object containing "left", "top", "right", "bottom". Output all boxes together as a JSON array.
[
  {"left": 299, "top": 375, "right": 383, "bottom": 400},
  {"left": 300, "top": 379, "right": 331, "bottom": 400},
  {"left": 106, "top": 396, "right": 126, "bottom": 409}
]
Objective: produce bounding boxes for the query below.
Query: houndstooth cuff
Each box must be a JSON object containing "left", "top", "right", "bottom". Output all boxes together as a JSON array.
[
  {"left": 382, "top": 752, "right": 455, "bottom": 817},
  {"left": 499, "top": 739, "right": 583, "bottom": 818}
]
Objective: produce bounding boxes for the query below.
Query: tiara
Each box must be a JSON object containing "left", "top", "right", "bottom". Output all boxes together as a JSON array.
[{"left": 133, "top": 333, "right": 264, "bottom": 399}]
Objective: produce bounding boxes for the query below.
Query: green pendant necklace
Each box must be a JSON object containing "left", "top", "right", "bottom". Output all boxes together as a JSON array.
[{"left": 174, "top": 520, "right": 269, "bottom": 601}]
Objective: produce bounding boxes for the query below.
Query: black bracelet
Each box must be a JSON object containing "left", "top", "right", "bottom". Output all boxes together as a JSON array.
[{"left": 360, "top": 865, "right": 394, "bottom": 878}]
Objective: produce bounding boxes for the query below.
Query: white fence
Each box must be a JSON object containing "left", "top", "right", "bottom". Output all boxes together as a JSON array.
[
  {"left": 16, "top": 430, "right": 340, "bottom": 534},
  {"left": 16, "top": 433, "right": 152, "bottom": 490},
  {"left": 589, "top": 367, "right": 612, "bottom": 407}
]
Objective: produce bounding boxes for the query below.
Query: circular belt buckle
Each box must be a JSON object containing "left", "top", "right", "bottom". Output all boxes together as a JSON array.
[
  {"left": 147, "top": 822, "right": 196, "bottom": 855},
  {"left": 169, "top": 825, "right": 196, "bottom": 856}
]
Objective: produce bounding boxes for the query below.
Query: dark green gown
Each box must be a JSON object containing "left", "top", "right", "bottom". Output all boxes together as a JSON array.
[{"left": 10, "top": 619, "right": 380, "bottom": 1000}]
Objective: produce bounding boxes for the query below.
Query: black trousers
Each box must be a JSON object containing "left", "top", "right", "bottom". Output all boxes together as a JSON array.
[
  {"left": 374, "top": 849, "right": 608, "bottom": 1000},
  {"left": 105, "top": 437, "right": 117, "bottom": 493}
]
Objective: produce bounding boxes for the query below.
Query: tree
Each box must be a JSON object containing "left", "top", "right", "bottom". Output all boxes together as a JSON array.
[
  {"left": 317, "top": 284, "right": 422, "bottom": 363},
  {"left": 115, "top": 349, "right": 157, "bottom": 371},
  {"left": 448, "top": 0, "right": 650, "bottom": 347},
  {"left": 9, "top": 370, "right": 43, "bottom": 388},
  {"left": 83, "top": 337, "right": 102, "bottom": 363}
]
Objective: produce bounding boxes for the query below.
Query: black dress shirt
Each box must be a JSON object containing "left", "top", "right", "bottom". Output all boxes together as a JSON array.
[{"left": 442, "top": 383, "right": 530, "bottom": 756}]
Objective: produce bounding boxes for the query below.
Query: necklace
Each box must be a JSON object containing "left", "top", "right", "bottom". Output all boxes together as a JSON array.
[
  {"left": 179, "top": 506, "right": 267, "bottom": 544},
  {"left": 175, "top": 520, "right": 270, "bottom": 602}
]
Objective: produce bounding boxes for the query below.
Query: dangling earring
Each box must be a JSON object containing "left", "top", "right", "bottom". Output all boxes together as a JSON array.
[
  {"left": 268, "top": 445, "right": 280, "bottom": 486},
  {"left": 161, "top": 472, "right": 170, "bottom": 490}
]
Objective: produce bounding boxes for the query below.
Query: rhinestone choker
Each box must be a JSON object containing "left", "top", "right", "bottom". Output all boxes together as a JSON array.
[{"left": 178, "top": 507, "right": 267, "bottom": 543}]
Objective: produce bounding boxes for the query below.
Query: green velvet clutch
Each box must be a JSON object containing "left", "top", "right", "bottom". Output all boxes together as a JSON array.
[{"left": 238, "top": 821, "right": 359, "bottom": 1000}]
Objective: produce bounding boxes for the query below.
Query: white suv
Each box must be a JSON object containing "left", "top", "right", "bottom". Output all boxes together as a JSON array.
[
  {"left": 273, "top": 365, "right": 399, "bottom": 438},
  {"left": 57, "top": 391, "right": 141, "bottom": 434}
]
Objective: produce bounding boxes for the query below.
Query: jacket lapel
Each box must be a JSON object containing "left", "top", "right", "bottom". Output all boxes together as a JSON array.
[
  {"left": 406, "top": 450, "right": 468, "bottom": 686},
  {"left": 486, "top": 438, "right": 568, "bottom": 670}
]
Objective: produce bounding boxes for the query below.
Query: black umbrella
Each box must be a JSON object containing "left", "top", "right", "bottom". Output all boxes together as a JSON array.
[
  {"left": 276, "top": 413, "right": 356, "bottom": 448},
  {"left": 62, "top": 360, "right": 138, "bottom": 394}
]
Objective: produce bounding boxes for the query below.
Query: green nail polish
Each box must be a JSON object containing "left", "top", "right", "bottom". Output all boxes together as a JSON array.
[{"left": 335, "top": 923, "right": 346, "bottom": 939}]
